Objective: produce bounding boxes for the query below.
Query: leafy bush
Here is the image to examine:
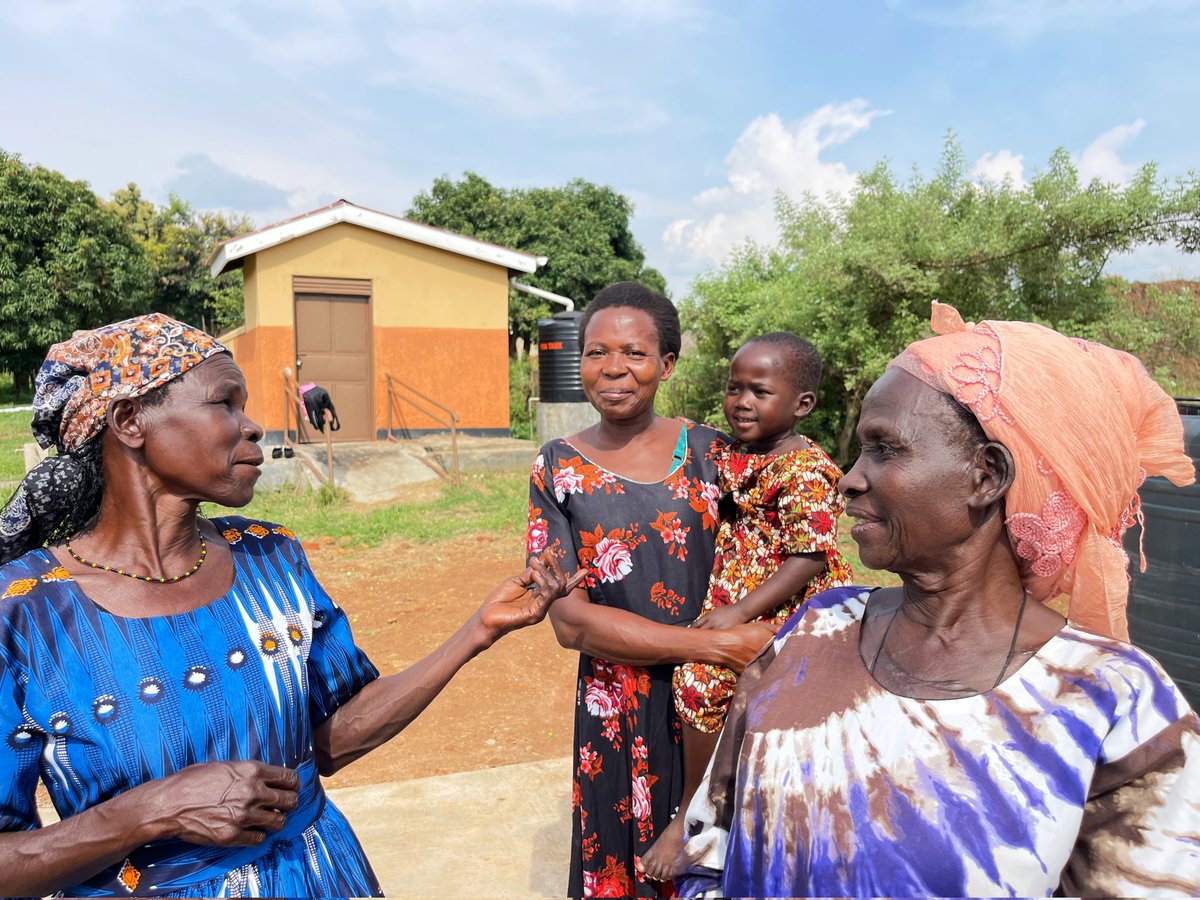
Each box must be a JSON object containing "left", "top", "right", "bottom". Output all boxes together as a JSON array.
[{"left": 509, "top": 356, "right": 537, "bottom": 439}]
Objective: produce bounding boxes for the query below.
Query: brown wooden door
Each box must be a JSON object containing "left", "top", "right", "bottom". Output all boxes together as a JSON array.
[{"left": 294, "top": 293, "right": 372, "bottom": 442}]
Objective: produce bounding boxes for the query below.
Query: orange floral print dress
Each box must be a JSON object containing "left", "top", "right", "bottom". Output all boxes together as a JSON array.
[
  {"left": 527, "top": 419, "right": 727, "bottom": 898},
  {"left": 673, "top": 439, "right": 854, "bottom": 734}
]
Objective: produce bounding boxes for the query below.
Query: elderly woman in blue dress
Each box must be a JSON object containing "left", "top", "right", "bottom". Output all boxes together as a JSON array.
[{"left": 0, "top": 314, "right": 580, "bottom": 898}]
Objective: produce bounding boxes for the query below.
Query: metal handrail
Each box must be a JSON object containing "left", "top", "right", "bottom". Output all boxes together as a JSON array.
[
  {"left": 280, "top": 369, "right": 335, "bottom": 486},
  {"left": 384, "top": 373, "right": 460, "bottom": 485},
  {"left": 279, "top": 369, "right": 307, "bottom": 448}
]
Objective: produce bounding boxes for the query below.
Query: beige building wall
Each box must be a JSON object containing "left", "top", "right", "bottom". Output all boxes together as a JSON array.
[
  {"left": 221, "top": 222, "right": 512, "bottom": 438},
  {"left": 251, "top": 223, "right": 509, "bottom": 328}
]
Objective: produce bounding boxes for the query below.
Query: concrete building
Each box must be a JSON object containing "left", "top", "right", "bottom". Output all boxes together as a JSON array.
[{"left": 210, "top": 200, "right": 544, "bottom": 442}]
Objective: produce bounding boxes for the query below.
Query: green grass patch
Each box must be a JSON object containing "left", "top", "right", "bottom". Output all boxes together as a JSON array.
[
  {"left": 0, "top": 409, "right": 34, "bottom": 487},
  {"left": 202, "top": 470, "right": 529, "bottom": 546},
  {"left": 0, "top": 372, "right": 33, "bottom": 406}
]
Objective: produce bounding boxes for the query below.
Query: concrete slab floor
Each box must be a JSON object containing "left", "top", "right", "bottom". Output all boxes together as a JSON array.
[
  {"left": 38, "top": 756, "right": 573, "bottom": 898},
  {"left": 331, "top": 756, "right": 571, "bottom": 897}
]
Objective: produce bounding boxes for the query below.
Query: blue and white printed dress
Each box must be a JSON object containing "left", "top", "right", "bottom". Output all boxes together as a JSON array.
[
  {"left": 0, "top": 516, "right": 382, "bottom": 897},
  {"left": 677, "top": 586, "right": 1200, "bottom": 898}
]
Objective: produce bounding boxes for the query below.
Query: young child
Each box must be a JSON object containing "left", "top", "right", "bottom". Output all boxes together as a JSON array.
[{"left": 638, "top": 331, "right": 854, "bottom": 883}]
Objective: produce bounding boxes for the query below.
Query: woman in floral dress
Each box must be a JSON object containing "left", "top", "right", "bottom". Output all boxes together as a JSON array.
[{"left": 526, "top": 283, "right": 774, "bottom": 898}]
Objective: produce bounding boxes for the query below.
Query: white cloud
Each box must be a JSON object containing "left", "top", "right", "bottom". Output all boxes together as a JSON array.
[
  {"left": 203, "top": 2, "right": 365, "bottom": 72},
  {"left": 2, "top": 79, "right": 407, "bottom": 230},
  {"left": 371, "top": 1, "right": 683, "bottom": 133},
  {"left": 166, "top": 154, "right": 291, "bottom": 211},
  {"left": 662, "top": 100, "right": 887, "bottom": 264},
  {"left": 1073, "top": 119, "right": 1146, "bottom": 185},
  {"left": 971, "top": 121, "right": 1146, "bottom": 192},
  {"left": 1110, "top": 241, "right": 1200, "bottom": 282},
  {"left": 184, "top": 0, "right": 691, "bottom": 131},
  {"left": 493, "top": 0, "right": 711, "bottom": 26},
  {"left": 377, "top": 29, "right": 668, "bottom": 131},
  {"left": 0, "top": 0, "right": 129, "bottom": 35},
  {"left": 972, "top": 149, "right": 1026, "bottom": 187},
  {"left": 888, "top": 0, "right": 1200, "bottom": 41}
]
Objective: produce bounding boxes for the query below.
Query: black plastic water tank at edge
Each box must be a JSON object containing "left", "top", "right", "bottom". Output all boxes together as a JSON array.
[
  {"left": 537, "top": 311, "right": 585, "bottom": 403},
  {"left": 1124, "top": 400, "right": 1200, "bottom": 711}
]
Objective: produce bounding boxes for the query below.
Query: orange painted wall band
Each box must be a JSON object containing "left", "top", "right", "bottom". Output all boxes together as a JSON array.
[{"left": 228, "top": 324, "right": 509, "bottom": 433}]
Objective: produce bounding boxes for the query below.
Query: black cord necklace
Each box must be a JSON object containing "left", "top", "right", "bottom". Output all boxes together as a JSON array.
[
  {"left": 870, "top": 591, "right": 1030, "bottom": 691},
  {"left": 992, "top": 591, "right": 1029, "bottom": 689},
  {"left": 66, "top": 529, "right": 207, "bottom": 585}
]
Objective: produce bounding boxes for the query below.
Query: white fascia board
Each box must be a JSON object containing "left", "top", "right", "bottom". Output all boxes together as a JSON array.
[{"left": 210, "top": 203, "right": 543, "bottom": 276}]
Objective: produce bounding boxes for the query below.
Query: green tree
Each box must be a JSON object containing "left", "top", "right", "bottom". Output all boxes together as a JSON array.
[
  {"left": 670, "top": 135, "right": 1200, "bottom": 464},
  {"left": 0, "top": 151, "right": 152, "bottom": 393},
  {"left": 108, "top": 184, "right": 250, "bottom": 335},
  {"left": 407, "top": 172, "right": 667, "bottom": 357},
  {"left": 1093, "top": 279, "right": 1200, "bottom": 396}
]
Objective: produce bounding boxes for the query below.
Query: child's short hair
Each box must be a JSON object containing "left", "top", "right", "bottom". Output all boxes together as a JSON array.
[
  {"left": 578, "top": 282, "right": 681, "bottom": 359},
  {"left": 744, "top": 332, "right": 821, "bottom": 395}
]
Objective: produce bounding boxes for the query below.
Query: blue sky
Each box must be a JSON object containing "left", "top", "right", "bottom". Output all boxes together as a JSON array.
[{"left": 3, "top": 0, "right": 1199, "bottom": 295}]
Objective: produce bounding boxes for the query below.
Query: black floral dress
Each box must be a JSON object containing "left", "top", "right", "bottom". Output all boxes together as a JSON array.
[{"left": 527, "top": 419, "right": 727, "bottom": 898}]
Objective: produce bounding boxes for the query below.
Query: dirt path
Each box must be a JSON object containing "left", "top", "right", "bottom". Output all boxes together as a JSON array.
[{"left": 308, "top": 533, "right": 578, "bottom": 790}]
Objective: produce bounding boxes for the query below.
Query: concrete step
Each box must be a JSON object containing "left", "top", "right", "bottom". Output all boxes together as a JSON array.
[
  {"left": 408, "top": 435, "right": 537, "bottom": 474},
  {"left": 252, "top": 436, "right": 537, "bottom": 504}
]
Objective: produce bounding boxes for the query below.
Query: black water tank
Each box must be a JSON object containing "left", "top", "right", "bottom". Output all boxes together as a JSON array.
[
  {"left": 538, "top": 311, "right": 585, "bottom": 403},
  {"left": 1125, "top": 399, "right": 1200, "bottom": 710}
]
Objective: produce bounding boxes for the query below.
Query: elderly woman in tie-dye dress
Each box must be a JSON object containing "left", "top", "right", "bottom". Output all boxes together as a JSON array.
[
  {"left": 0, "top": 314, "right": 579, "bottom": 898},
  {"left": 675, "top": 303, "right": 1200, "bottom": 898}
]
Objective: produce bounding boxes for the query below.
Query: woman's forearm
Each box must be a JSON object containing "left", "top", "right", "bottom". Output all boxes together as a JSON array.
[
  {"left": 549, "top": 591, "right": 745, "bottom": 667},
  {"left": 314, "top": 552, "right": 579, "bottom": 775},
  {"left": 0, "top": 782, "right": 169, "bottom": 896},
  {"left": 313, "top": 612, "right": 494, "bottom": 775}
]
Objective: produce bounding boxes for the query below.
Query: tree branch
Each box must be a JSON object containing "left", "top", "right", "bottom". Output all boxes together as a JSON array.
[{"left": 913, "top": 213, "right": 1199, "bottom": 272}]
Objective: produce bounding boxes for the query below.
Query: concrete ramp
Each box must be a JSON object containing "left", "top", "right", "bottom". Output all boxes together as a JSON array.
[{"left": 255, "top": 436, "right": 537, "bottom": 502}]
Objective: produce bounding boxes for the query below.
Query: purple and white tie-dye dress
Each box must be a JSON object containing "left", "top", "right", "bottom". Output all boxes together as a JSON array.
[{"left": 678, "top": 586, "right": 1200, "bottom": 898}]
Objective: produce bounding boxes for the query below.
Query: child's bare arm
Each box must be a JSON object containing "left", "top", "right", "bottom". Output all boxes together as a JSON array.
[{"left": 694, "top": 552, "right": 826, "bottom": 629}]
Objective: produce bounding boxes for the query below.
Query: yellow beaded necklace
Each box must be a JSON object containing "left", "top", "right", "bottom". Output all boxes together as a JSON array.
[{"left": 66, "top": 531, "right": 207, "bottom": 584}]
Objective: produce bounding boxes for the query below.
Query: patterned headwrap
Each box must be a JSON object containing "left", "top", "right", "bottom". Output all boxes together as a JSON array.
[
  {"left": 0, "top": 315, "right": 226, "bottom": 562},
  {"left": 889, "top": 302, "right": 1195, "bottom": 640},
  {"left": 32, "top": 313, "right": 226, "bottom": 453}
]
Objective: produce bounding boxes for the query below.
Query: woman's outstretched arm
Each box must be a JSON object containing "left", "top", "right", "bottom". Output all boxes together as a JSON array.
[
  {"left": 313, "top": 552, "right": 583, "bottom": 775},
  {"left": 548, "top": 588, "right": 776, "bottom": 671}
]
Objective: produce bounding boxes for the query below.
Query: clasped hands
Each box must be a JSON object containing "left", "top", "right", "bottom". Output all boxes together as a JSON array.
[{"left": 477, "top": 550, "right": 588, "bottom": 638}]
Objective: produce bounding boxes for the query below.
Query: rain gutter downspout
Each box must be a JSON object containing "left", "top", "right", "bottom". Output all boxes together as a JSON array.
[{"left": 509, "top": 278, "right": 576, "bottom": 312}]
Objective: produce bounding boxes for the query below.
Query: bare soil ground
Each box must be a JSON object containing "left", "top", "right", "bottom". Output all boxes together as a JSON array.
[{"left": 309, "top": 533, "right": 578, "bottom": 790}]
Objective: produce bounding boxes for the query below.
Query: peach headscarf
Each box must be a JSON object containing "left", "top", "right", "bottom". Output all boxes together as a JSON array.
[{"left": 889, "top": 302, "right": 1195, "bottom": 640}]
